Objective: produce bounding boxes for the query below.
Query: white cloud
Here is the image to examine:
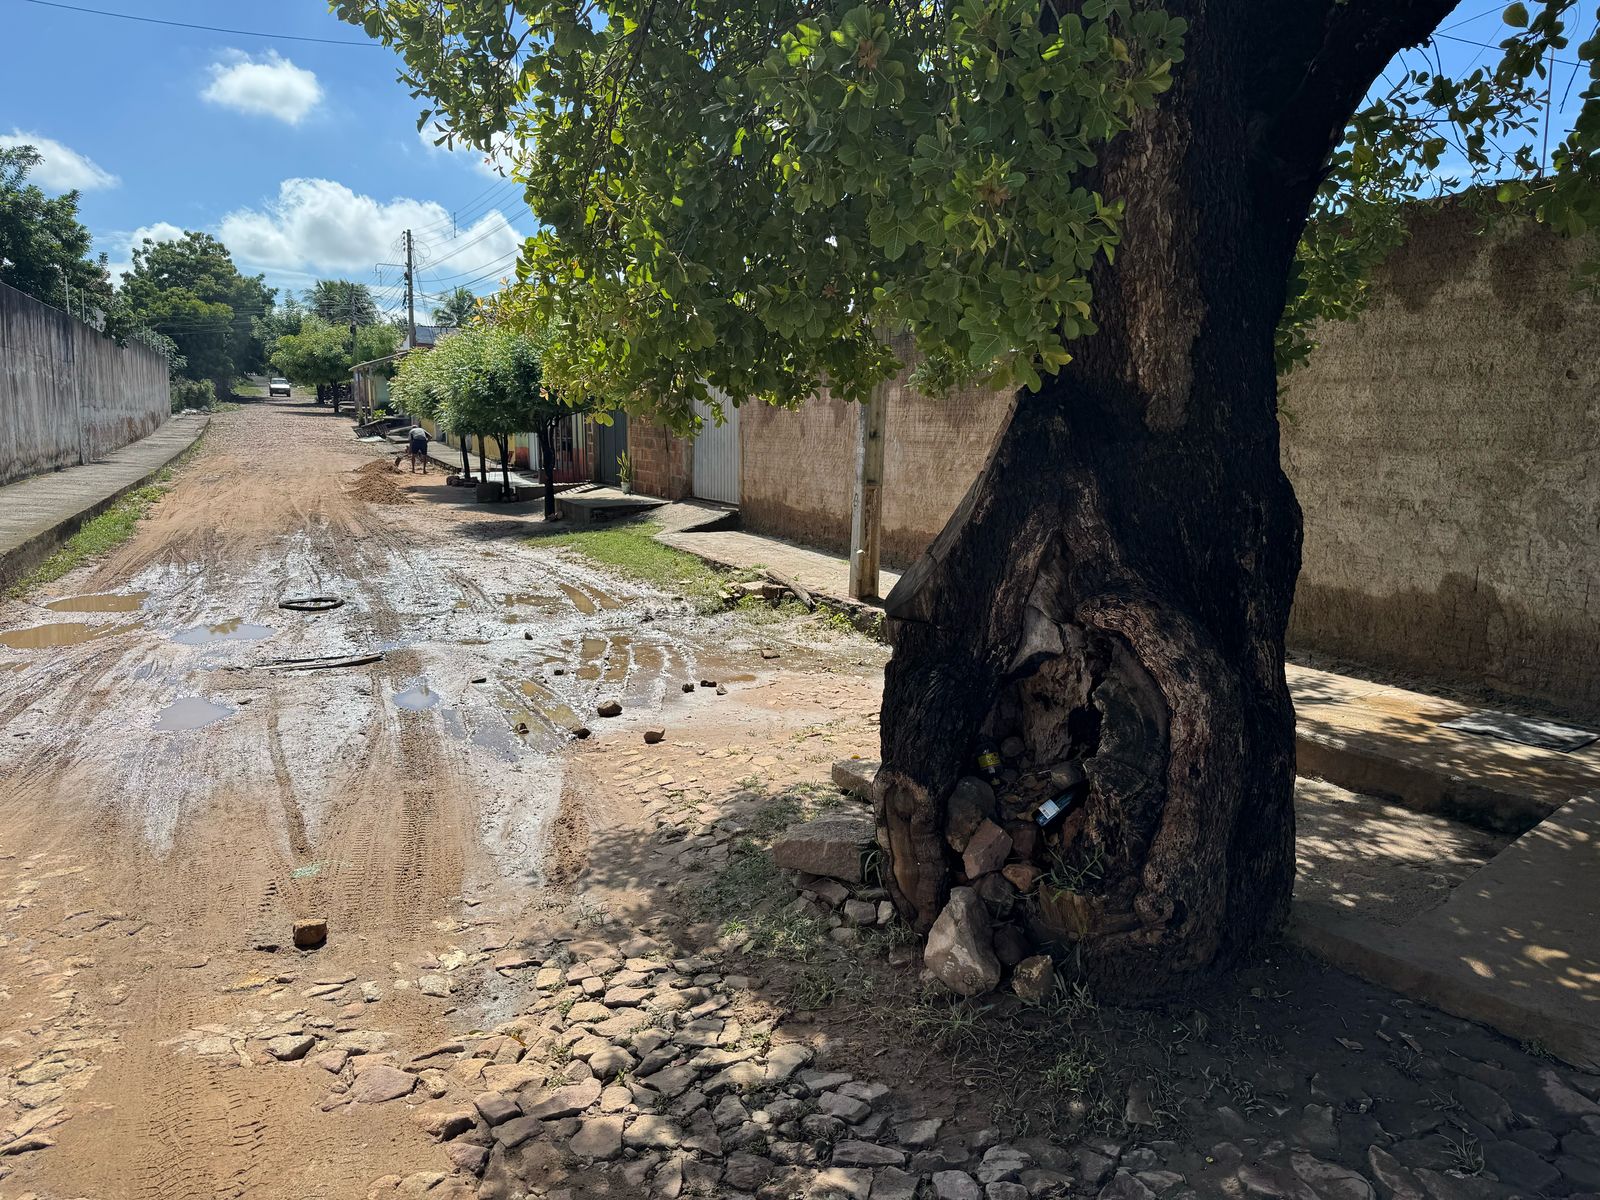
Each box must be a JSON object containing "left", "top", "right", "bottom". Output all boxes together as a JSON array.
[
  {"left": 201, "top": 51, "right": 322, "bottom": 125},
  {"left": 0, "top": 130, "right": 118, "bottom": 191},
  {"left": 100, "top": 222, "right": 186, "bottom": 283},
  {"left": 218, "top": 178, "right": 526, "bottom": 288}
]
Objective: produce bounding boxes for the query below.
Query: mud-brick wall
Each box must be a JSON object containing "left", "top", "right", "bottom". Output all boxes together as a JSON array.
[
  {"left": 630, "top": 416, "right": 693, "bottom": 500},
  {"left": 740, "top": 349, "right": 1014, "bottom": 568},
  {"left": 1281, "top": 205, "right": 1600, "bottom": 720},
  {"left": 0, "top": 281, "right": 171, "bottom": 487}
]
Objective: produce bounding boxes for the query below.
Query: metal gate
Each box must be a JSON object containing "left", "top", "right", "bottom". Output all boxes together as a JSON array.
[
  {"left": 596, "top": 411, "right": 628, "bottom": 485},
  {"left": 528, "top": 414, "right": 592, "bottom": 483},
  {"left": 692, "top": 392, "right": 740, "bottom": 504}
]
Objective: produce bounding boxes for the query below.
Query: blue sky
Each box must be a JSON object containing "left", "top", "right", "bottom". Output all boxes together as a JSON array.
[
  {"left": 1, "top": 1, "right": 1589, "bottom": 325},
  {"left": 1, "top": 0, "right": 533, "bottom": 323}
]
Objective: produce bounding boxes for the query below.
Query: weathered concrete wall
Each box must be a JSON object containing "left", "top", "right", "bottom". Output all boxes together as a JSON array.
[
  {"left": 1281, "top": 206, "right": 1600, "bottom": 720},
  {"left": 0, "top": 281, "right": 171, "bottom": 487},
  {"left": 740, "top": 348, "right": 1014, "bottom": 567}
]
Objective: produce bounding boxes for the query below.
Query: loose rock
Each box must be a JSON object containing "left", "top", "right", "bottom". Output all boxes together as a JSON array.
[{"left": 925, "top": 887, "right": 1001, "bottom": 996}]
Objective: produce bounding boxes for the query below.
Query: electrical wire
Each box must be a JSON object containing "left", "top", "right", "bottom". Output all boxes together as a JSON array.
[{"left": 20, "top": 0, "right": 383, "bottom": 45}]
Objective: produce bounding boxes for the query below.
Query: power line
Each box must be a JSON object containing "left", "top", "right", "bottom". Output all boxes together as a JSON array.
[{"left": 20, "top": 0, "right": 383, "bottom": 46}]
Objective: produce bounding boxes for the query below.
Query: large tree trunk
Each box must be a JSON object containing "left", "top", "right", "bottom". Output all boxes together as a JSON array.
[{"left": 877, "top": 0, "right": 1457, "bottom": 999}]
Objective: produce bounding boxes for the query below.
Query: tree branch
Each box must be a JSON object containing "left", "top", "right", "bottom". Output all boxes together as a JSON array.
[{"left": 1254, "top": 0, "right": 1463, "bottom": 203}]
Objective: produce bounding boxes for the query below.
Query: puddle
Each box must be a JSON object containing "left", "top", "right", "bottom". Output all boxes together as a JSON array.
[
  {"left": 395, "top": 683, "right": 442, "bottom": 711},
  {"left": 558, "top": 584, "right": 598, "bottom": 616},
  {"left": 0, "top": 621, "right": 139, "bottom": 650},
  {"left": 519, "top": 680, "right": 582, "bottom": 731},
  {"left": 155, "top": 696, "right": 235, "bottom": 732},
  {"left": 173, "top": 619, "right": 273, "bottom": 646},
  {"left": 46, "top": 591, "right": 150, "bottom": 613}
]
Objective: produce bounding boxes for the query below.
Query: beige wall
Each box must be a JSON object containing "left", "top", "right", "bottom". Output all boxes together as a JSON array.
[
  {"left": 1281, "top": 204, "right": 1600, "bottom": 719},
  {"left": 0, "top": 281, "right": 171, "bottom": 486},
  {"left": 735, "top": 207, "right": 1600, "bottom": 719},
  {"left": 740, "top": 349, "right": 1014, "bottom": 567}
]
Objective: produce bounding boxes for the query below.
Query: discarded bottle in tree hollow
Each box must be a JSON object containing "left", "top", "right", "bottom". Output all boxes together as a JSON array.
[
  {"left": 976, "top": 744, "right": 1002, "bottom": 781},
  {"left": 1035, "top": 787, "right": 1083, "bottom": 829}
]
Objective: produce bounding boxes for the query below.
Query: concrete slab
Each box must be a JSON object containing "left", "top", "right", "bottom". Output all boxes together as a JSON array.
[
  {"left": 556, "top": 488, "right": 665, "bottom": 525},
  {"left": 1296, "top": 793, "right": 1600, "bottom": 1070},
  {"left": 1292, "top": 663, "right": 1600, "bottom": 833},
  {"left": 0, "top": 413, "right": 208, "bottom": 590}
]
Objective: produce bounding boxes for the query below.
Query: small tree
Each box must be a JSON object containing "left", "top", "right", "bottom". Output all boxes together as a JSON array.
[{"left": 271, "top": 317, "right": 401, "bottom": 409}]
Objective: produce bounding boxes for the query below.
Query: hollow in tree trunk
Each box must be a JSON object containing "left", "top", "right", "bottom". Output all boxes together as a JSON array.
[{"left": 876, "top": 0, "right": 1457, "bottom": 999}]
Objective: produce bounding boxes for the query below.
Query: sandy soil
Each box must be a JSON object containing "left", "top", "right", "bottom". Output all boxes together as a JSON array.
[{"left": 0, "top": 396, "right": 885, "bottom": 1199}]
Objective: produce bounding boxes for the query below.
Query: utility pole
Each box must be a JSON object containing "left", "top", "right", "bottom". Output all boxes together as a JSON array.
[
  {"left": 345, "top": 290, "right": 357, "bottom": 418},
  {"left": 848, "top": 383, "right": 888, "bottom": 602},
  {"left": 403, "top": 228, "right": 417, "bottom": 350}
]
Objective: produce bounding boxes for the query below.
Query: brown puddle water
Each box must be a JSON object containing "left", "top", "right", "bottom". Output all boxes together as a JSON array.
[
  {"left": 46, "top": 591, "right": 150, "bottom": 614},
  {"left": 518, "top": 680, "right": 582, "bottom": 731},
  {"left": 558, "top": 584, "right": 597, "bottom": 616},
  {"left": 0, "top": 621, "right": 141, "bottom": 650},
  {"left": 172, "top": 619, "right": 273, "bottom": 646},
  {"left": 155, "top": 696, "right": 235, "bottom": 732}
]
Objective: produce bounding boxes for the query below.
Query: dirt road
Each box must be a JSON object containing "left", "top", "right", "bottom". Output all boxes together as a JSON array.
[{"left": 0, "top": 396, "right": 883, "bottom": 1198}]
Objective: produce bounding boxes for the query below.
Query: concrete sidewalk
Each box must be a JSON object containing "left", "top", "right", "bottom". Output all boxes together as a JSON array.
[
  {"left": 1297, "top": 793, "right": 1600, "bottom": 1068},
  {"left": 0, "top": 413, "right": 209, "bottom": 590}
]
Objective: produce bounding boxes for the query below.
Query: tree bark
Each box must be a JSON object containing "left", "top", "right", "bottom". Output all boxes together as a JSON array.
[
  {"left": 494, "top": 434, "right": 512, "bottom": 500},
  {"left": 877, "top": 0, "right": 1456, "bottom": 999},
  {"left": 538, "top": 423, "right": 558, "bottom": 519},
  {"left": 460, "top": 439, "right": 473, "bottom": 482}
]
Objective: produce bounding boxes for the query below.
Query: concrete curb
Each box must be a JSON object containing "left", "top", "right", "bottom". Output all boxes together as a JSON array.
[
  {"left": 1290, "top": 905, "right": 1600, "bottom": 1071},
  {"left": 1295, "top": 727, "right": 1558, "bottom": 835},
  {"left": 0, "top": 416, "right": 209, "bottom": 593}
]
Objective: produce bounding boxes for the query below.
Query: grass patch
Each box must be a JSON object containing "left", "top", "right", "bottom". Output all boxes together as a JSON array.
[
  {"left": 7, "top": 461, "right": 186, "bottom": 598},
  {"left": 529, "top": 519, "right": 732, "bottom": 611}
]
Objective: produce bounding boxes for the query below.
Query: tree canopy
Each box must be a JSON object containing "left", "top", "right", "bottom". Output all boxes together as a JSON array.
[
  {"left": 270, "top": 316, "right": 402, "bottom": 390},
  {"left": 432, "top": 285, "right": 481, "bottom": 329},
  {"left": 119, "top": 231, "right": 276, "bottom": 395},
  {"left": 339, "top": 0, "right": 1597, "bottom": 417},
  {"left": 0, "top": 144, "right": 116, "bottom": 320},
  {"left": 306, "top": 279, "right": 381, "bottom": 326}
]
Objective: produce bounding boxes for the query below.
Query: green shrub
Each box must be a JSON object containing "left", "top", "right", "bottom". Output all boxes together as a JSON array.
[{"left": 170, "top": 378, "right": 216, "bottom": 412}]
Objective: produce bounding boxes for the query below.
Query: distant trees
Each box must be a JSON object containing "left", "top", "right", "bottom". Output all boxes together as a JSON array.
[
  {"left": 306, "top": 279, "right": 380, "bottom": 326},
  {"left": 119, "top": 232, "right": 275, "bottom": 400},
  {"left": 270, "top": 316, "right": 401, "bottom": 407},
  {"left": 391, "top": 322, "right": 596, "bottom": 514},
  {"left": 0, "top": 145, "right": 115, "bottom": 319},
  {"left": 431, "top": 286, "right": 479, "bottom": 329}
]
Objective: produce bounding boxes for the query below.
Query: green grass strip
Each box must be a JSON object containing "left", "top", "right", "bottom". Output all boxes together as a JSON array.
[{"left": 529, "top": 519, "right": 729, "bottom": 610}]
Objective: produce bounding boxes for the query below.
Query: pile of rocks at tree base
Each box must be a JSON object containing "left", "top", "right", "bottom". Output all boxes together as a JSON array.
[{"left": 359, "top": 929, "right": 1093, "bottom": 1200}]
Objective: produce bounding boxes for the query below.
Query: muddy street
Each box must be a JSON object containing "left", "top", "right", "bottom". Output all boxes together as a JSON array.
[{"left": 0, "top": 397, "right": 885, "bottom": 1198}]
